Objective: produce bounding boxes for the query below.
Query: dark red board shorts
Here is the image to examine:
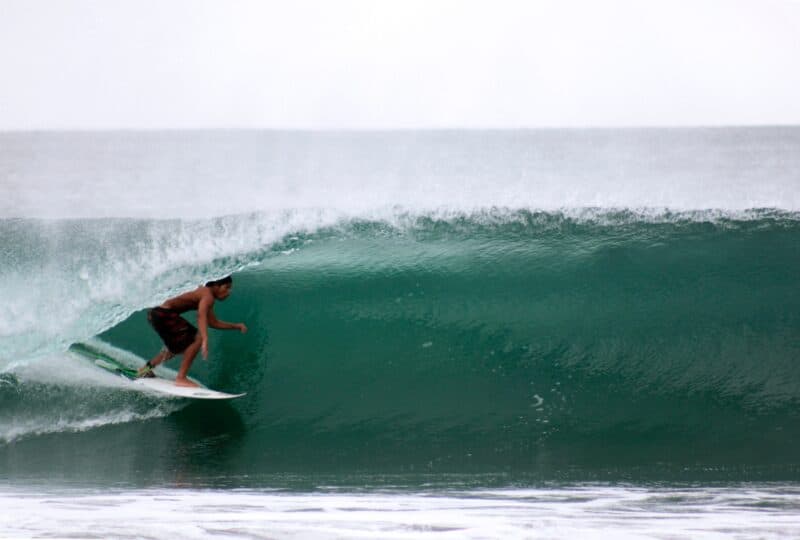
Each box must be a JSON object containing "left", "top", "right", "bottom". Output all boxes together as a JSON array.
[{"left": 148, "top": 307, "right": 198, "bottom": 354}]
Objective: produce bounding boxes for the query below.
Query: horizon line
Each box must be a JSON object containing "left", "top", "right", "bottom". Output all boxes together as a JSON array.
[{"left": 2, "top": 123, "right": 800, "bottom": 134}]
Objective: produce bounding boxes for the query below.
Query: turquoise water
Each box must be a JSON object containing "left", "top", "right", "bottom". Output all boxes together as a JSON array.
[
  {"left": 1, "top": 129, "right": 799, "bottom": 537},
  {"left": 3, "top": 211, "right": 800, "bottom": 488}
]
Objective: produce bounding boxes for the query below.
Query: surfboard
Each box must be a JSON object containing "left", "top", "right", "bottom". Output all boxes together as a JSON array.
[{"left": 69, "top": 343, "right": 246, "bottom": 400}]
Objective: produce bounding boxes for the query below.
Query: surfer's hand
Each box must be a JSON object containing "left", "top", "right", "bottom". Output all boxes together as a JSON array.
[{"left": 237, "top": 323, "right": 248, "bottom": 334}]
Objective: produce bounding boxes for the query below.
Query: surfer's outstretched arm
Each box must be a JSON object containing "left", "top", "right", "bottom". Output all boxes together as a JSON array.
[{"left": 208, "top": 308, "right": 248, "bottom": 333}]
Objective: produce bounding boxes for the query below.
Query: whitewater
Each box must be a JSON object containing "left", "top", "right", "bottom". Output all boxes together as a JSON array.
[{"left": 1, "top": 127, "right": 799, "bottom": 538}]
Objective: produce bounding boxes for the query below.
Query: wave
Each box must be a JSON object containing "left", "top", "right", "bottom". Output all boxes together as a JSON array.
[
  {"left": 2, "top": 209, "right": 799, "bottom": 471},
  {"left": 1, "top": 208, "right": 797, "bottom": 363}
]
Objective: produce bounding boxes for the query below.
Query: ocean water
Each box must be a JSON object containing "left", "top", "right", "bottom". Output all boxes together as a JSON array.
[{"left": 1, "top": 128, "right": 799, "bottom": 538}]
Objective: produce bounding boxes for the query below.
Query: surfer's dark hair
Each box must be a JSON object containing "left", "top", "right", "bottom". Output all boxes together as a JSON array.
[{"left": 205, "top": 275, "right": 233, "bottom": 288}]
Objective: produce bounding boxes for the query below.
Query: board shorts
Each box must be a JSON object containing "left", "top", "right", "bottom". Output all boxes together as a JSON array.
[{"left": 147, "top": 307, "right": 198, "bottom": 354}]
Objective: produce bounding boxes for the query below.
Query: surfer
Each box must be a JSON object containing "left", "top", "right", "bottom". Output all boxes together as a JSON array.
[{"left": 137, "top": 275, "right": 248, "bottom": 387}]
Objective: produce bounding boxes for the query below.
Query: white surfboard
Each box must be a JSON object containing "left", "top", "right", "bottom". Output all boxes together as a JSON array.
[
  {"left": 132, "top": 376, "right": 246, "bottom": 399},
  {"left": 70, "top": 342, "right": 246, "bottom": 400}
]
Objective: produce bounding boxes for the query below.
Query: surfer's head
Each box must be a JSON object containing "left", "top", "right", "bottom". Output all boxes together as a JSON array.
[{"left": 205, "top": 275, "right": 233, "bottom": 300}]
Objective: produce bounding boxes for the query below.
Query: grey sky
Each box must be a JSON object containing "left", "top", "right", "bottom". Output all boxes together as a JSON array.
[{"left": 1, "top": 0, "right": 799, "bottom": 129}]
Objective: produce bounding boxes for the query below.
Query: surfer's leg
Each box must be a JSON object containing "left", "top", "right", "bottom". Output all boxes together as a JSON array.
[
  {"left": 137, "top": 348, "right": 173, "bottom": 377},
  {"left": 149, "top": 347, "right": 174, "bottom": 368},
  {"left": 175, "top": 334, "right": 202, "bottom": 387}
]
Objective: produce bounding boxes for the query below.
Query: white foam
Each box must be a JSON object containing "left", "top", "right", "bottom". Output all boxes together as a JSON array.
[
  {"left": 1, "top": 485, "right": 800, "bottom": 539},
  {"left": 0, "top": 407, "right": 178, "bottom": 445},
  {"left": 0, "top": 210, "right": 349, "bottom": 365},
  {"left": 0, "top": 348, "right": 186, "bottom": 443}
]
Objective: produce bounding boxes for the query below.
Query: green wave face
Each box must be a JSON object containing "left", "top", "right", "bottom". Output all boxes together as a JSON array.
[{"left": 64, "top": 213, "right": 798, "bottom": 482}]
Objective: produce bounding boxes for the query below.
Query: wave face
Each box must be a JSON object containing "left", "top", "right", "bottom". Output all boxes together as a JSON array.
[{"left": 1, "top": 129, "right": 800, "bottom": 485}]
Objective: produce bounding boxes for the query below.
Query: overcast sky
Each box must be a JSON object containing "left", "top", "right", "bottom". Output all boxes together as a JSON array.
[{"left": 1, "top": 0, "right": 799, "bottom": 129}]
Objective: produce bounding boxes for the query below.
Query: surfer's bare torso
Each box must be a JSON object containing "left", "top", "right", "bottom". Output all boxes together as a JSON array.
[{"left": 141, "top": 278, "right": 247, "bottom": 387}]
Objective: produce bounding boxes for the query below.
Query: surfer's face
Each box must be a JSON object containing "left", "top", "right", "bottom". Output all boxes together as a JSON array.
[{"left": 213, "top": 283, "right": 232, "bottom": 300}]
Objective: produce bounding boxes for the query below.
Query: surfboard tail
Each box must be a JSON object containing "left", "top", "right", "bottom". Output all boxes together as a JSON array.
[{"left": 69, "top": 343, "right": 138, "bottom": 379}]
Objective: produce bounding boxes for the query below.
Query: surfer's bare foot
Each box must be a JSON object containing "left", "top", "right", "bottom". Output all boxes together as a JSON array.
[{"left": 175, "top": 377, "right": 200, "bottom": 388}]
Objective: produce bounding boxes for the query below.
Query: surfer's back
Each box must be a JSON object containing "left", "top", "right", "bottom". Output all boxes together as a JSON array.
[{"left": 159, "top": 287, "right": 211, "bottom": 313}]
